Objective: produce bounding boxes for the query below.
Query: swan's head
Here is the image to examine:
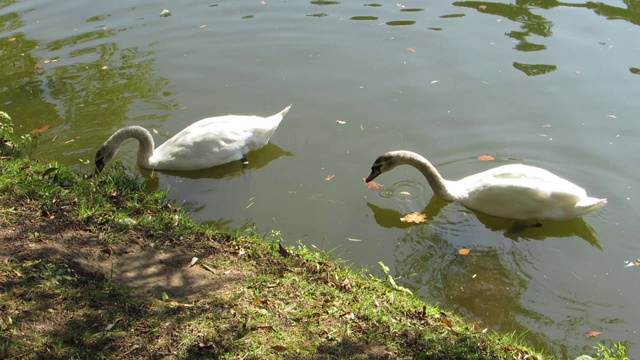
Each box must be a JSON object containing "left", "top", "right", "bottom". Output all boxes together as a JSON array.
[
  {"left": 94, "top": 144, "right": 116, "bottom": 173},
  {"left": 365, "top": 153, "right": 399, "bottom": 183}
]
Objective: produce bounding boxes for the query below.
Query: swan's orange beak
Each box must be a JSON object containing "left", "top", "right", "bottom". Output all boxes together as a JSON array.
[{"left": 365, "top": 167, "right": 381, "bottom": 183}]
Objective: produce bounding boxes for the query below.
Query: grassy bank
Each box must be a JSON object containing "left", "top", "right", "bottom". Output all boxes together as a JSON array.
[{"left": 0, "top": 112, "right": 621, "bottom": 359}]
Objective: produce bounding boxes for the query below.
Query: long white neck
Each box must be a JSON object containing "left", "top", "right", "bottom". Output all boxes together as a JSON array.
[
  {"left": 388, "top": 150, "right": 455, "bottom": 201},
  {"left": 105, "top": 126, "right": 155, "bottom": 169}
]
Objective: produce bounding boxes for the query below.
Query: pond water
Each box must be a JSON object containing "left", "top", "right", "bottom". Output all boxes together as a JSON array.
[{"left": 2, "top": 0, "right": 640, "bottom": 357}]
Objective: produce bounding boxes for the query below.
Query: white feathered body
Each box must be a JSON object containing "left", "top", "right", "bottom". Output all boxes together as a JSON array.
[
  {"left": 149, "top": 110, "right": 287, "bottom": 171},
  {"left": 446, "top": 164, "right": 606, "bottom": 220}
]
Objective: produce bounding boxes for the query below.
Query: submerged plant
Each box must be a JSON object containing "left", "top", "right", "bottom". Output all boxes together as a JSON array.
[
  {"left": 575, "top": 342, "right": 629, "bottom": 360},
  {"left": 0, "top": 111, "right": 39, "bottom": 157},
  {"left": 0, "top": 111, "right": 17, "bottom": 155}
]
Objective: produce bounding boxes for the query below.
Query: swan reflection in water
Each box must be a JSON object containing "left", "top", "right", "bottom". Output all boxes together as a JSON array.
[
  {"left": 141, "top": 142, "right": 293, "bottom": 182},
  {"left": 366, "top": 192, "right": 602, "bottom": 248}
]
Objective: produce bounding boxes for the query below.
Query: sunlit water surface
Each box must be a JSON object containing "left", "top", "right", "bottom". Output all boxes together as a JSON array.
[{"left": 2, "top": 0, "right": 640, "bottom": 357}]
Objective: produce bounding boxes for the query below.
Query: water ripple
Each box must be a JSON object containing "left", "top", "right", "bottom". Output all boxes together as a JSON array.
[{"left": 376, "top": 180, "right": 429, "bottom": 203}]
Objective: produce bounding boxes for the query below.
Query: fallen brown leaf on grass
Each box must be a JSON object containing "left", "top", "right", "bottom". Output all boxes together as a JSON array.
[
  {"left": 340, "top": 278, "right": 352, "bottom": 291},
  {"left": 340, "top": 311, "right": 356, "bottom": 320},
  {"left": 400, "top": 212, "right": 427, "bottom": 223},
  {"left": 439, "top": 317, "right": 454, "bottom": 328}
]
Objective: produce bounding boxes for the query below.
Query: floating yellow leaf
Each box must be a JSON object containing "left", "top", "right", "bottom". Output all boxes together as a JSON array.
[
  {"left": 363, "top": 178, "right": 381, "bottom": 191},
  {"left": 325, "top": 174, "right": 335, "bottom": 181},
  {"left": 458, "top": 248, "right": 471, "bottom": 256},
  {"left": 30, "top": 125, "right": 51, "bottom": 134},
  {"left": 400, "top": 212, "right": 427, "bottom": 223},
  {"left": 477, "top": 154, "right": 494, "bottom": 161}
]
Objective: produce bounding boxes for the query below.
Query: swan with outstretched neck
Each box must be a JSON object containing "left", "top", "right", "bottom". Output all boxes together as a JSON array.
[
  {"left": 95, "top": 105, "right": 291, "bottom": 172},
  {"left": 365, "top": 150, "right": 606, "bottom": 221}
]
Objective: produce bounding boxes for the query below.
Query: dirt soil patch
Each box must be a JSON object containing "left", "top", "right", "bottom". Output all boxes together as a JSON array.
[{"left": 0, "top": 200, "right": 246, "bottom": 302}]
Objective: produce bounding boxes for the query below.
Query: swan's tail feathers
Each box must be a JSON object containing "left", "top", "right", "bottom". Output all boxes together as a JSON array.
[
  {"left": 576, "top": 197, "right": 607, "bottom": 212},
  {"left": 277, "top": 104, "right": 292, "bottom": 117}
]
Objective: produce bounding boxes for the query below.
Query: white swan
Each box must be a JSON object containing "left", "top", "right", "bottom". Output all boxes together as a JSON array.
[
  {"left": 95, "top": 105, "right": 292, "bottom": 172},
  {"left": 365, "top": 150, "right": 606, "bottom": 221}
]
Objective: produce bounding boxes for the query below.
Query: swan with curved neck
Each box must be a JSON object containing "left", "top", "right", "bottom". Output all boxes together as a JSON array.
[
  {"left": 365, "top": 150, "right": 606, "bottom": 221},
  {"left": 95, "top": 105, "right": 291, "bottom": 172}
]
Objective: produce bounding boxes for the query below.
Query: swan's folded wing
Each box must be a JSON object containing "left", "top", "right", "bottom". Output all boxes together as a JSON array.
[
  {"left": 454, "top": 164, "right": 590, "bottom": 220},
  {"left": 465, "top": 164, "right": 588, "bottom": 196},
  {"left": 150, "top": 115, "right": 279, "bottom": 170}
]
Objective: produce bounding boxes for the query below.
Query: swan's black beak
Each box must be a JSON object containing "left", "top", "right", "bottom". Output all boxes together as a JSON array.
[
  {"left": 365, "top": 166, "right": 381, "bottom": 183},
  {"left": 95, "top": 158, "right": 105, "bottom": 173}
]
